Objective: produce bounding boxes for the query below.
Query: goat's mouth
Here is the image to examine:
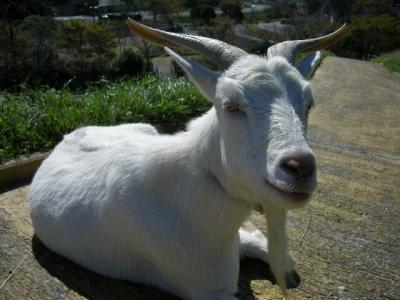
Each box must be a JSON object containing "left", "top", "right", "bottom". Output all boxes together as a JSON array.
[{"left": 264, "top": 180, "right": 312, "bottom": 203}]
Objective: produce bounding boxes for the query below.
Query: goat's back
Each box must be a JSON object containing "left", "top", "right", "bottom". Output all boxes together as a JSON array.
[{"left": 29, "top": 123, "right": 169, "bottom": 280}]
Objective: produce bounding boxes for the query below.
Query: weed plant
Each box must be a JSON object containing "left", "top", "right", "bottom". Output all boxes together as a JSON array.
[
  {"left": 0, "top": 76, "right": 210, "bottom": 163},
  {"left": 372, "top": 50, "right": 400, "bottom": 75}
]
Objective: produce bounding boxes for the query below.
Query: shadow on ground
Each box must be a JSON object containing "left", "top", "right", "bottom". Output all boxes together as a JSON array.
[{"left": 32, "top": 235, "right": 274, "bottom": 300}]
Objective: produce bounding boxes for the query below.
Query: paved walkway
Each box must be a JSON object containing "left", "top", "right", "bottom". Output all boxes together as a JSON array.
[{"left": 0, "top": 57, "right": 399, "bottom": 299}]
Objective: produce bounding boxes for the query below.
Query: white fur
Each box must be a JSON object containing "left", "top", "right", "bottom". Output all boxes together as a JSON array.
[{"left": 30, "top": 53, "right": 319, "bottom": 299}]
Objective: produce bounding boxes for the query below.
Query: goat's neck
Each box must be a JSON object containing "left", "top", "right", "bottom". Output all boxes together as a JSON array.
[
  {"left": 176, "top": 108, "right": 250, "bottom": 240},
  {"left": 185, "top": 108, "right": 226, "bottom": 187}
]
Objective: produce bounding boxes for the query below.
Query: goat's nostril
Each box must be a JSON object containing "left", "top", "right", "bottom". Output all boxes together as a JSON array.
[
  {"left": 282, "top": 159, "right": 302, "bottom": 178},
  {"left": 280, "top": 153, "right": 316, "bottom": 179},
  {"left": 286, "top": 159, "right": 301, "bottom": 172}
]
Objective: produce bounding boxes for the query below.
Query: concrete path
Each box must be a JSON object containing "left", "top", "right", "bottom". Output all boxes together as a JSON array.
[{"left": 0, "top": 57, "right": 399, "bottom": 299}]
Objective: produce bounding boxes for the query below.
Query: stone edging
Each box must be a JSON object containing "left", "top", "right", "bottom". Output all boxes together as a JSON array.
[{"left": 0, "top": 153, "right": 49, "bottom": 190}]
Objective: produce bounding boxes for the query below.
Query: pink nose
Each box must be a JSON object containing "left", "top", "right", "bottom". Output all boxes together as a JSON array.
[{"left": 279, "top": 151, "right": 316, "bottom": 181}]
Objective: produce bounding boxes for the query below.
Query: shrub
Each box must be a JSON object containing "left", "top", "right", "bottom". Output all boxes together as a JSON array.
[
  {"left": 85, "top": 22, "right": 116, "bottom": 68},
  {"left": 372, "top": 50, "right": 400, "bottom": 74},
  {"left": 0, "top": 17, "right": 70, "bottom": 91},
  {"left": 265, "top": 1, "right": 294, "bottom": 19},
  {"left": 267, "top": 14, "right": 400, "bottom": 60},
  {"left": 199, "top": 18, "right": 236, "bottom": 45},
  {"left": 190, "top": 5, "right": 216, "bottom": 25},
  {"left": 220, "top": 0, "right": 244, "bottom": 22},
  {"left": 58, "top": 20, "right": 117, "bottom": 82},
  {"left": 331, "top": 14, "right": 400, "bottom": 59},
  {"left": 112, "top": 48, "right": 144, "bottom": 77},
  {"left": 23, "top": 16, "right": 58, "bottom": 86},
  {"left": 277, "top": 17, "right": 333, "bottom": 41},
  {"left": 0, "top": 21, "right": 28, "bottom": 90}
]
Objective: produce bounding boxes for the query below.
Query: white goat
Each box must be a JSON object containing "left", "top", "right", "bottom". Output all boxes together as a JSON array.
[{"left": 29, "top": 20, "right": 347, "bottom": 299}]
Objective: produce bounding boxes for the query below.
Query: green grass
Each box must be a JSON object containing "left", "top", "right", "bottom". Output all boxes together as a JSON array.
[
  {"left": 0, "top": 76, "right": 211, "bottom": 163},
  {"left": 372, "top": 50, "right": 400, "bottom": 74}
]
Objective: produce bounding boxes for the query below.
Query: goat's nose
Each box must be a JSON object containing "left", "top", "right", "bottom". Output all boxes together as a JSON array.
[{"left": 279, "top": 151, "right": 316, "bottom": 180}]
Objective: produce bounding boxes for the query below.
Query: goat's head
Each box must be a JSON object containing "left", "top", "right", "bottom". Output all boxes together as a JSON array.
[{"left": 128, "top": 19, "right": 347, "bottom": 210}]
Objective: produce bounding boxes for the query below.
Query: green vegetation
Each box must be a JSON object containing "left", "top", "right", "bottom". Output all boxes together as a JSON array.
[
  {"left": 220, "top": 0, "right": 244, "bottom": 22},
  {"left": 331, "top": 14, "right": 400, "bottom": 59},
  {"left": 0, "top": 18, "right": 145, "bottom": 91},
  {"left": 372, "top": 50, "right": 400, "bottom": 74},
  {"left": 59, "top": 20, "right": 116, "bottom": 73},
  {"left": 259, "top": 0, "right": 400, "bottom": 60},
  {"left": 0, "top": 76, "right": 210, "bottom": 163}
]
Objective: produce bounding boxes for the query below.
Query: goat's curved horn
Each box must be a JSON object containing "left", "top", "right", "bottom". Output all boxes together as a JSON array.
[
  {"left": 127, "top": 18, "right": 247, "bottom": 70},
  {"left": 267, "top": 24, "right": 348, "bottom": 64}
]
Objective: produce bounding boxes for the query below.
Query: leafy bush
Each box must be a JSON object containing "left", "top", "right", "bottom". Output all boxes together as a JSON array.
[
  {"left": 372, "top": 50, "right": 400, "bottom": 74},
  {"left": 0, "top": 21, "right": 28, "bottom": 90},
  {"left": 0, "top": 16, "right": 66, "bottom": 91},
  {"left": 199, "top": 18, "right": 236, "bottom": 45},
  {"left": 0, "top": 76, "right": 211, "bottom": 162},
  {"left": 0, "top": 18, "right": 127, "bottom": 90},
  {"left": 23, "top": 16, "right": 59, "bottom": 86},
  {"left": 267, "top": 14, "right": 400, "bottom": 60},
  {"left": 112, "top": 48, "right": 144, "bottom": 77},
  {"left": 190, "top": 5, "right": 216, "bottom": 25},
  {"left": 220, "top": 0, "right": 244, "bottom": 22},
  {"left": 351, "top": 0, "right": 394, "bottom": 16},
  {"left": 58, "top": 21, "right": 117, "bottom": 81},
  {"left": 265, "top": 1, "right": 296, "bottom": 19},
  {"left": 331, "top": 14, "right": 400, "bottom": 59}
]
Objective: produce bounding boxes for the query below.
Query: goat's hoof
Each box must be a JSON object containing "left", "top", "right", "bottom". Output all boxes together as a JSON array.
[{"left": 284, "top": 270, "right": 301, "bottom": 289}]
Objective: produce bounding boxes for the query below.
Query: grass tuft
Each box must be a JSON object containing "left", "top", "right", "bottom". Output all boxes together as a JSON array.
[
  {"left": 372, "top": 50, "right": 400, "bottom": 74},
  {"left": 0, "top": 76, "right": 211, "bottom": 163}
]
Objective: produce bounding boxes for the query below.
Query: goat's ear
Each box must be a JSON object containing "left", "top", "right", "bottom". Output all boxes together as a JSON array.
[
  {"left": 164, "top": 47, "right": 219, "bottom": 102},
  {"left": 296, "top": 51, "right": 322, "bottom": 79}
]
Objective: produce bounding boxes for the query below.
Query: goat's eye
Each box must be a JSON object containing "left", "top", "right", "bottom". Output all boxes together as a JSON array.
[
  {"left": 223, "top": 101, "right": 245, "bottom": 114},
  {"left": 306, "top": 103, "right": 313, "bottom": 112},
  {"left": 225, "top": 103, "right": 239, "bottom": 112}
]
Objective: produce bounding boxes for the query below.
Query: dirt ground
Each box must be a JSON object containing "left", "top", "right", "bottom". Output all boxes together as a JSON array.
[{"left": 0, "top": 57, "right": 399, "bottom": 299}]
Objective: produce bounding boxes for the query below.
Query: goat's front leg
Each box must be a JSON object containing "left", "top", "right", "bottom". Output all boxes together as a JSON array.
[{"left": 264, "top": 205, "right": 300, "bottom": 292}]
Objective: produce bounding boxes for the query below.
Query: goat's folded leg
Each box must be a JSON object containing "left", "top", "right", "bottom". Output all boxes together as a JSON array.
[
  {"left": 239, "top": 223, "right": 269, "bottom": 263},
  {"left": 264, "top": 205, "right": 301, "bottom": 292}
]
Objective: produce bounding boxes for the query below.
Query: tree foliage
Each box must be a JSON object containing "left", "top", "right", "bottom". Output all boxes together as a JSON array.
[
  {"left": 332, "top": 13, "right": 400, "bottom": 58},
  {"left": 266, "top": 0, "right": 297, "bottom": 19},
  {"left": 191, "top": 5, "right": 216, "bottom": 25},
  {"left": 199, "top": 17, "right": 236, "bottom": 45},
  {"left": 23, "top": 16, "right": 58, "bottom": 85},
  {"left": 112, "top": 48, "right": 144, "bottom": 77},
  {"left": 220, "top": 0, "right": 244, "bottom": 22},
  {"left": 305, "top": 0, "right": 325, "bottom": 14},
  {"left": 351, "top": 0, "right": 396, "bottom": 15},
  {"left": 0, "top": 0, "right": 52, "bottom": 23},
  {"left": 137, "top": 0, "right": 184, "bottom": 23},
  {"left": 0, "top": 0, "right": 54, "bottom": 89},
  {"left": 184, "top": 0, "right": 216, "bottom": 25},
  {"left": 58, "top": 21, "right": 116, "bottom": 79},
  {"left": 0, "top": 15, "right": 148, "bottom": 90}
]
